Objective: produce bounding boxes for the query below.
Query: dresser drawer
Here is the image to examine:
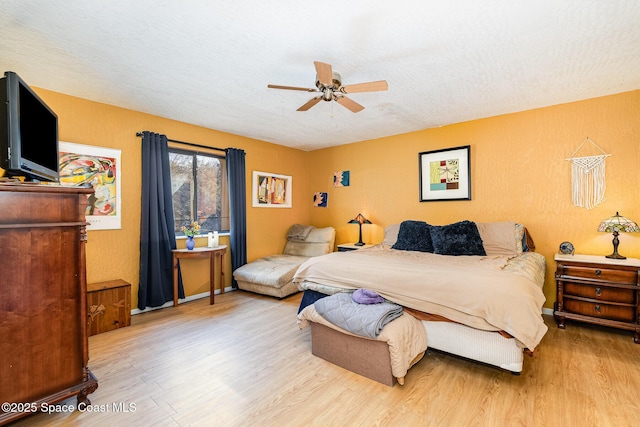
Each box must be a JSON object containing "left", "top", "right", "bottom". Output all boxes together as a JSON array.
[
  {"left": 563, "top": 299, "right": 636, "bottom": 323},
  {"left": 560, "top": 265, "right": 637, "bottom": 284},
  {"left": 564, "top": 282, "right": 636, "bottom": 304}
]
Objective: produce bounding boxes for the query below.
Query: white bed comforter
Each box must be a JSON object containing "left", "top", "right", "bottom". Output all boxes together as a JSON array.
[{"left": 294, "top": 246, "right": 548, "bottom": 350}]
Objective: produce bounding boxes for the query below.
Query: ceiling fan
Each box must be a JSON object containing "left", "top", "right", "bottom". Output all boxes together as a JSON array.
[{"left": 268, "top": 61, "right": 388, "bottom": 113}]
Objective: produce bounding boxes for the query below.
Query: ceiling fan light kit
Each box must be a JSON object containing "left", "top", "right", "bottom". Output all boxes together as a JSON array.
[{"left": 268, "top": 61, "right": 388, "bottom": 113}]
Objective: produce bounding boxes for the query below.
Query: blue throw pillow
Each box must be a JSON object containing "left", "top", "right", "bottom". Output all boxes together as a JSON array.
[
  {"left": 391, "top": 220, "right": 434, "bottom": 253},
  {"left": 430, "top": 220, "right": 486, "bottom": 256}
]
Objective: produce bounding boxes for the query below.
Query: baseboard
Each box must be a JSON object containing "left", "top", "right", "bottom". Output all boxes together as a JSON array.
[
  {"left": 542, "top": 307, "right": 553, "bottom": 316},
  {"left": 131, "top": 286, "right": 235, "bottom": 316}
]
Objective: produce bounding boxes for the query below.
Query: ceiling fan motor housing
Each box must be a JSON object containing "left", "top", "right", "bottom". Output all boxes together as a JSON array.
[{"left": 316, "top": 71, "right": 342, "bottom": 90}]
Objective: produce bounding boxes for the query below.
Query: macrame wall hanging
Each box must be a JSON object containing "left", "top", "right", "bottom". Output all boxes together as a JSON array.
[{"left": 566, "top": 137, "right": 611, "bottom": 210}]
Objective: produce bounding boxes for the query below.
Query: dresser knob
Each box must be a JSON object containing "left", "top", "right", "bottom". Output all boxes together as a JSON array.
[
  {"left": 594, "top": 305, "right": 601, "bottom": 313},
  {"left": 595, "top": 287, "right": 602, "bottom": 297},
  {"left": 595, "top": 269, "right": 602, "bottom": 276}
]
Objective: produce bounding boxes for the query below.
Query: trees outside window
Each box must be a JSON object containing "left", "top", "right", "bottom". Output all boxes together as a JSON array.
[{"left": 168, "top": 149, "right": 229, "bottom": 235}]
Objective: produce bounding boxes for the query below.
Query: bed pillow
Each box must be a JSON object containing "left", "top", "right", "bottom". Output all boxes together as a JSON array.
[
  {"left": 430, "top": 220, "right": 486, "bottom": 256},
  {"left": 391, "top": 220, "right": 434, "bottom": 252},
  {"left": 382, "top": 223, "right": 400, "bottom": 247},
  {"left": 476, "top": 221, "right": 518, "bottom": 256},
  {"left": 515, "top": 223, "right": 525, "bottom": 254}
]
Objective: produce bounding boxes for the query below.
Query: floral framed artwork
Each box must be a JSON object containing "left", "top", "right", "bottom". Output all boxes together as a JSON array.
[
  {"left": 59, "top": 141, "right": 122, "bottom": 229},
  {"left": 419, "top": 145, "right": 471, "bottom": 202},
  {"left": 252, "top": 171, "right": 292, "bottom": 208}
]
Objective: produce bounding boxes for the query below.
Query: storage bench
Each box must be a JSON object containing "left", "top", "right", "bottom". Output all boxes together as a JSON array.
[{"left": 87, "top": 279, "right": 131, "bottom": 336}]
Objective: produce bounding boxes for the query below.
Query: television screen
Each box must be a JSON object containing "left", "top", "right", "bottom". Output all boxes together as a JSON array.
[{"left": 0, "top": 71, "right": 59, "bottom": 182}]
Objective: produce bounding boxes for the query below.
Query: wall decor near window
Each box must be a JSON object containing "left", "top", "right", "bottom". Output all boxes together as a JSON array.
[
  {"left": 419, "top": 145, "right": 471, "bottom": 202},
  {"left": 313, "top": 192, "right": 328, "bottom": 207},
  {"left": 565, "top": 137, "right": 610, "bottom": 210},
  {"left": 252, "top": 171, "right": 292, "bottom": 208},
  {"left": 334, "top": 170, "right": 350, "bottom": 187},
  {"left": 59, "top": 141, "right": 122, "bottom": 229}
]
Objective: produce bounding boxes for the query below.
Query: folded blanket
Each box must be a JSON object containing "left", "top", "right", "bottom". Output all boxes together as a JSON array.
[
  {"left": 288, "top": 224, "right": 314, "bottom": 241},
  {"left": 314, "top": 292, "right": 403, "bottom": 338},
  {"left": 353, "top": 288, "right": 384, "bottom": 304}
]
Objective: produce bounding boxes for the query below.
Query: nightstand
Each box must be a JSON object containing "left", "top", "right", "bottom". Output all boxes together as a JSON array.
[
  {"left": 337, "top": 243, "right": 375, "bottom": 252},
  {"left": 554, "top": 253, "right": 640, "bottom": 343}
]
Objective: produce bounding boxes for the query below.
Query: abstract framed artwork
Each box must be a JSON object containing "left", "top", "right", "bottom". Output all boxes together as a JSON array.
[
  {"left": 313, "top": 192, "right": 328, "bottom": 207},
  {"left": 333, "top": 170, "right": 350, "bottom": 187},
  {"left": 59, "top": 141, "right": 122, "bottom": 230},
  {"left": 252, "top": 171, "right": 293, "bottom": 208},
  {"left": 419, "top": 145, "right": 471, "bottom": 202}
]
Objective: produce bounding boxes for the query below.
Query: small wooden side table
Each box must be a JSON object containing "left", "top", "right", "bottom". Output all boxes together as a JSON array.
[
  {"left": 172, "top": 245, "right": 227, "bottom": 306},
  {"left": 337, "top": 243, "right": 375, "bottom": 252},
  {"left": 87, "top": 279, "right": 131, "bottom": 336}
]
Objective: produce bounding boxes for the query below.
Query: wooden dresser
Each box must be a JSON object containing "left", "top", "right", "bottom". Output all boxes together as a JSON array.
[
  {"left": 554, "top": 253, "right": 640, "bottom": 343},
  {"left": 0, "top": 183, "right": 98, "bottom": 425}
]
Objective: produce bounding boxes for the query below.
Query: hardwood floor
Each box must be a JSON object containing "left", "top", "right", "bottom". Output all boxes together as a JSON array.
[{"left": 11, "top": 291, "right": 640, "bottom": 426}]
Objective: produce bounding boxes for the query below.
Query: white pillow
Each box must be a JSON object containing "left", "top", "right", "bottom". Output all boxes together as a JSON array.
[
  {"left": 382, "top": 224, "right": 400, "bottom": 247},
  {"left": 476, "top": 222, "right": 520, "bottom": 256}
]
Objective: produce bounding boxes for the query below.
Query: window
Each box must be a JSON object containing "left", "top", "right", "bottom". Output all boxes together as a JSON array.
[{"left": 168, "top": 148, "right": 229, "bottom": 235}]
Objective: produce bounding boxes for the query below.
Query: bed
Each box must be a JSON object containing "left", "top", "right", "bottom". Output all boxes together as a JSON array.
[{"left": 295, "top": 220, "right": 548, "bottom": 385}]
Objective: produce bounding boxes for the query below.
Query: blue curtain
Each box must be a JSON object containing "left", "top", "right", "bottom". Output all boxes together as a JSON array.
[
  {"left": 138, "top": 131, "right": 183, "bottom": 309},
  {"left": 226, "top": 148, "right": 247, "bottom": 288}
]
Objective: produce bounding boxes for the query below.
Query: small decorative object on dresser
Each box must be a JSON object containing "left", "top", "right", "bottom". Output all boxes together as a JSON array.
[
  {"left": 554, "top": 253, "right": 640, "bottom": 343},
  {"left": 559, "top": 241, "right": 575, "bottom": 255}
]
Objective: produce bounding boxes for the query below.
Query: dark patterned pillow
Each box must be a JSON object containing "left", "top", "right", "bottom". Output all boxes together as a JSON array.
[
  {"left": 430, "top": 220, "right": 486, "bottom": 256},
  {"left": 391, "top": 220, "right": 434, "bottom": 253}
]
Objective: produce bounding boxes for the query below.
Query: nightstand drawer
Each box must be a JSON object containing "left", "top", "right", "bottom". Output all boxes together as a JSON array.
[
  {"left": 564, "top": 282, "right": 636, "bottom": 303},
  {"left": 560, "top": 265, "right": 637, "bottom": 284},
  {"left": 563, "top": 299, "right": 635, "bottom": 323}
]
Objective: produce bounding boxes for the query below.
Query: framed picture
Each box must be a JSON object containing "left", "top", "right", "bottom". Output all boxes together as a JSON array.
[
  {"left": 333, "top": 170, "right": 350, "bottom": 187},
  {"left": 313, "top": 192, "right": 328, "bottom": 207},
  {"left": 59, "top": 141, "right": 122, "bottom": 230},
  {"left": 419, "top": 145, "right": 471, "bottom": 202},
  {"left": 252, "top": 171, "right": 292, "bottom": 208}
]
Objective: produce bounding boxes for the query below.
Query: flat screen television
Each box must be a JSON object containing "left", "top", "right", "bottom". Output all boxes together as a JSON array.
[{"left": 0, "top": 71, "right": 59, "bottom": 182}]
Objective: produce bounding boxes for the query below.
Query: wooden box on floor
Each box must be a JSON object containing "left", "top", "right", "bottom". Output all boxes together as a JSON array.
[
  {"left": 310, "top": 322, "right": 395, "bottom": 386},
  {"left": 87, "top": 279, "right": 131, "bottom": 336}
]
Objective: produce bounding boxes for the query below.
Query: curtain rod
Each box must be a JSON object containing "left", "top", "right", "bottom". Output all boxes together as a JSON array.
[{"left": 136, "top": 131, "right": 227, "bottom": 153}]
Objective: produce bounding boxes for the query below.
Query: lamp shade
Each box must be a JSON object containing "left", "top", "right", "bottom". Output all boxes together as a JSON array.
[
  {"left": 598, "top": 212, "right": 640, "bottom": 233},
  {"left": 348, "top": 213, "right": 372, "bottom": 225},
  {"left": 598, "top": 212, "right": 639, "bottom": 259}
]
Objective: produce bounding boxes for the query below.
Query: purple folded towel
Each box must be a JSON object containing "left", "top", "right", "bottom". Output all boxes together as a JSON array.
[{"left": 352, "top": 288, "right": 385, "bottom": 305}]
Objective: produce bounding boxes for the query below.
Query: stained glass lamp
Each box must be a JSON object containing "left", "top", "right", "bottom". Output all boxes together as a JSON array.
[
  {"left": 598, "top": 212, "right": 640, "bottom": 259},
  {"left": 348, "top": 213, "right": 372, "bottom": 246}
]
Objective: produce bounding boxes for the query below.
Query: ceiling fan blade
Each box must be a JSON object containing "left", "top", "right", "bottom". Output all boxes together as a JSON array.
[
  {"left": 341, "top": 80, "right": 388, "bottom": 93},
  {"left": 297, "top": 97, "right": 322, "bottom": 111},
  {"left": 314, "top": 61, "right": 333, "bottom": 86},
  {"left": 335, "top": 96, "right": 364, "bottom": 113},
  {"left": 268, "top": 84, "right": 317, "bottom": 92}
]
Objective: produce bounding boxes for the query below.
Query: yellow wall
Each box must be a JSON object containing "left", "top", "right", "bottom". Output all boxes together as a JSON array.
[
  {"left": 309, "top": 90, "right": 640, "bottom": 307},
  {"left": 33, "top": 87, "right": 640, "bottom": 310},
  {"left": 34, "top": 89, "right": 310, "bottom": 309}
]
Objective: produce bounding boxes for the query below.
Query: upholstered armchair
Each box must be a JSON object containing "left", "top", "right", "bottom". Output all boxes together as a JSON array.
[{"left": 233, "top": 225, "right": 335, "bottom": 298}]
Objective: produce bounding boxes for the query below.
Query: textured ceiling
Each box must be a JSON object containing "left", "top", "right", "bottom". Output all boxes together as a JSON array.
[{"left": 1, "top": 1, "right": 640, "bottom": 151}]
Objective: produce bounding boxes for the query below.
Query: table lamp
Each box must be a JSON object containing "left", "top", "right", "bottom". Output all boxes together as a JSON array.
[
  {"left": 348, "top": 213, "right": 372, "bottom": 246},
  {"left": 598, "top": 212, "right": 639, "bottom": 259}
]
